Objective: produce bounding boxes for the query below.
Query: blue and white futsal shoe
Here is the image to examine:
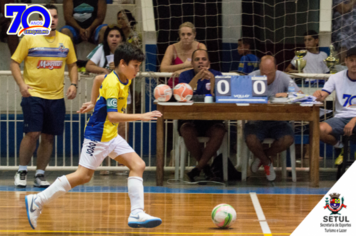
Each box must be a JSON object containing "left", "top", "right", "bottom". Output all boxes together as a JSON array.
[
  {"left": 128, "top": 212, "right": 162, "bottom": 228},
  {"left": 25, "top": 194, "right": 42, "bottom": 229}
]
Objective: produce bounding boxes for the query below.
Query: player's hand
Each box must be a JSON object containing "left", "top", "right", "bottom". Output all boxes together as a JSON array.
[
  {"left": 19, "top": 84, "right": 32, "bottom": 97},
  {"left": 79, "top": 28, "right": 88, "bottom": 41},
  {"left": 77, "top": 101, "right": 94, "bottom": 113},
  {"left": 66, "top": 85, "right": 77, "bottom": 99},
  {"left": 141, "top": 110, "right": 162, "bottom": 121},
  {"left": 344, "top": 120, "right": 356, "bottom": 136},
  {"left": 109, "top": 62, "right": 115, "bottom": 71},
  {"left": 313, "top": 90, "right": 323, "bottom": 101}
]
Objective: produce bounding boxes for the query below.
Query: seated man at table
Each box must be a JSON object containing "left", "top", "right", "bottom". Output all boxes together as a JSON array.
[
  {"left": 313, "top": 47, "right": 356, "bottom": 154},
  {"left": 178, "top": 49, "right": 226, "bottom": 182},
  {"left": 245, "top": 55, "right": 303, "bottom": 181}
]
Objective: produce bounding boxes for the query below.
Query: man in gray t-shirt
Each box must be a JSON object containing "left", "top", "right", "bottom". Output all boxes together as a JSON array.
[{"left": 244, "top": 55, "right": 303, "bottom": 182}]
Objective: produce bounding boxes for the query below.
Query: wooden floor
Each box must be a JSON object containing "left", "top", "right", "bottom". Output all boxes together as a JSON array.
[{"left": 0, "top": 191, "right": 321, "bottom": 236}]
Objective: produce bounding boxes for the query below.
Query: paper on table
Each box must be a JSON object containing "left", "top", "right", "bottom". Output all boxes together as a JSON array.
[{"left": 106, "top": 55, "right": 114, "bottom": 63}]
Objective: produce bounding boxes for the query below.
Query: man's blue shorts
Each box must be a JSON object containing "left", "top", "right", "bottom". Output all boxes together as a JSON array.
[
  {"left": 324, "top": 117, "right": 356, "bottom": 139},
  {"left": 244, "top": 121, "right": 294, "bottom": 142},
  {"left": 60, "top": 24, "right": 107, "bottom": 44},
  {"left": 21, "top": 97, "right": 65, "bottom": 135}
]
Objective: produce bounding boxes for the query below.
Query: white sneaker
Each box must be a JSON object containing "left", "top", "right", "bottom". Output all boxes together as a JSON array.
[
  {"left": 264, "top": 162, "right": 276, "bottom": 181},
  {"left": 250, "top": 158, "right": 262, "bottom": 173},
  {"left": 34, "top": 174, "right": 50, "bottom": 188},
  {"left": 14, "top": 171, "right": 27, "bottom": 188},
  {"left": 128, "top": 212, "right": 162, "bottom": 228},
  {"left": 25, "top": 194, "right": 42, "bottom": 229}
]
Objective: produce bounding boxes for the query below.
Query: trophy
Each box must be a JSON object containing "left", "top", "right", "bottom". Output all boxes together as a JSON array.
[
  {"left": 293, "top": 50, "right": 307, "bottom": 73},
  {"left": 324, "top": 44, "right": 339, "bottom": 74}
]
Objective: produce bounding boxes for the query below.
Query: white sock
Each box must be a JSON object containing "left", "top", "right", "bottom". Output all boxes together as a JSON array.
[
  {"left": 35, "top": 175, "right": 72, "bottom": 208},
  {"left": 128, "top": 176, "right": 144, "bottom": 215},
  {"left": 18, "top": 165, "right": 27, "bottom": 172},
  {"left": 334, "top": 141, "right": 344, "bottom": 149},
  {"left": 35, "top": 169, "right": 45, "bottom": 176}
]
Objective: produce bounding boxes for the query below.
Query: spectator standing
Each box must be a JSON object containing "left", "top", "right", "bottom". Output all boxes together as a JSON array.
[{"left": 11, "top": 4, "right": 78, "bottom": 188}]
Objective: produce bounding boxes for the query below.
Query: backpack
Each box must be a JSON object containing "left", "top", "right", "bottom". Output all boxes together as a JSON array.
[{"left": 211, "top": 154, "right": 241, "bottom": 181}]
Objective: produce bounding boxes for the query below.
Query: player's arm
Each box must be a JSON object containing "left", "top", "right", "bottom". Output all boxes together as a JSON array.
[
  {"left": 63, "top": 0, "right": 83, "bottom": 31},
  {"left": 313, "top": 90, "right": 329, "bottom": 102},
  {"left": 86, "top": 0, "right": 106, "bottom": 34},
  {"left": 10, "top": 60, "right": 31, "bottom": 97},
  {"left": 344, "top": 117, "right": 356, "bottom": 136},
  {"left": 107, "top": 110, "right": 162, "bottom": 123},
  {"left": 77, "top": 74, "right": 105, "bottom": 113},
  {"left": 284, "top": 63, "right": 297, "bottom": 73},
  {"left": 66, "top": 62, "right": 78, "bottom": 99}
]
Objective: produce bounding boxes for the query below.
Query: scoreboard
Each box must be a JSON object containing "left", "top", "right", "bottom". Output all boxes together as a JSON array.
[{"left": 215, "top": 75, "right": 268, "bottom": 103}]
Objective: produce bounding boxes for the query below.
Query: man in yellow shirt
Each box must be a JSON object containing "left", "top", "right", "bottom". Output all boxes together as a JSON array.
[{"left": 10, "top": 4, "right": 78, "bottom": 188}]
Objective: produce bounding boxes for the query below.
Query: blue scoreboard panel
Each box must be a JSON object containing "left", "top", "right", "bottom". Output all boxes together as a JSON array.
[{"left": 215, "top": 75, "right": 268, "bottom": 103}]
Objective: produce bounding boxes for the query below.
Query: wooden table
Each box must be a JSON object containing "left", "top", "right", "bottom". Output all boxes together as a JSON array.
[{"left": 156, "top": 103, "right": 320, "bottom": 187}]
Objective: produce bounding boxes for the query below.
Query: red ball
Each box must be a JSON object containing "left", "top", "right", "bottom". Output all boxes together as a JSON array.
[
  {"left": 154, "top": 84, "right": 172, "bottom": 102},
  {"left": 173, "top": 83, "right": 193, "bottom": 102}
]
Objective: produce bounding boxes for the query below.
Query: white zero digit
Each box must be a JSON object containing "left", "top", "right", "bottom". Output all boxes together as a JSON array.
[
  {"left": 217, "top": 80, "right": 230, "bottom": 95},
  {"left": 253, "top": 80, "right": 266, "bottom": 95}
]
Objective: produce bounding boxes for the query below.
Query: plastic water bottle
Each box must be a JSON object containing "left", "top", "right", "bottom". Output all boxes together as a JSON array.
[{"left": 288, "top": 80, "right": 295, "bottom": 98}]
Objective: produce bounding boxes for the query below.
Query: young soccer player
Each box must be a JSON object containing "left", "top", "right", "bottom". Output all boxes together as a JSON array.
[
  {"left": 24, "top": 43, "right": 163, "bottom": 229},
  {"left": 237, "top": 38, "right": 259, "bottom": 74},
  {"left": 285, "top": 30, "right": 329, "bottom": 83}
]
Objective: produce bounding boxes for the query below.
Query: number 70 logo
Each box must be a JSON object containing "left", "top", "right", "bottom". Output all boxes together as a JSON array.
[{"left": 5, "top": 4, "right": 52, "bottom": 36}]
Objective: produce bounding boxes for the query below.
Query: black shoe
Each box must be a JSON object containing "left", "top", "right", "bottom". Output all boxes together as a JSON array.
[
  {"left": 203, "top": 165, "right": 222, "bottom": 182},
  {"left": 187, "top": 167, "right": 200, "bottom": 182},
  {"left": 202, "top": 165, "right": 214, "bottom": 179}
]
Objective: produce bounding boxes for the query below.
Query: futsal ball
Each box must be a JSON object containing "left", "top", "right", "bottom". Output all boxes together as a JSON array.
[
  {"left": 154, "top": 84, "right": 172, "bottom": 102},
  {"left": 211, "top": 204, "right": 237, "bottom": 228},
  {"left": 173, "top": 83, "right": 193, "bottom": 102}
]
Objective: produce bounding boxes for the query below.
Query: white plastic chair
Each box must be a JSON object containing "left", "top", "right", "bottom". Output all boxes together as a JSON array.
[
  {"left": 173, "top": 120, "right": 229, "bottom": 181},
  {"left": 240, "top": 122, "right": 297, "bottom": 182}
]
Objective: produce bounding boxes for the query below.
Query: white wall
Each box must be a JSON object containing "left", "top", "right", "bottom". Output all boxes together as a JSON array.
[{"left": 222, "top": 0, "right": 242, "bottom": 43}]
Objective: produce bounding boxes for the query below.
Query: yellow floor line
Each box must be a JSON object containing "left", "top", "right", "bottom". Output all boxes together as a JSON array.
[{"left": 0, "top": 230, "right": 290, "bottom": 235}]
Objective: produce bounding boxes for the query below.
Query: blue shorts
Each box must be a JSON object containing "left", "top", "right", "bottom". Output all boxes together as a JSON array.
[
  {"left": 21, "top": 97, "right": 65, "bottom": 135},
  {"left": 244, "top": 121, "right": 294, "bottom": 142},
  {"left": 324, "top": 117, "right": 356, "bottom": 138},
  {"left": 59, "top": 24, "right": 107, "bottom": 44}
]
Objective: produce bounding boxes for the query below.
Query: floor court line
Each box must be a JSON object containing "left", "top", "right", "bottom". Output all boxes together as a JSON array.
[
  {"left": 250, "top": 192, "right": 272, "bottom": 236},
  {"left": 0, "top": 230, "right": 290, "bottom": 235}
]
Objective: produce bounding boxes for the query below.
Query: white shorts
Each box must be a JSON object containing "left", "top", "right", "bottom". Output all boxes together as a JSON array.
[{"left": 79, "top": 135, "right": 135, "bottom": 170}]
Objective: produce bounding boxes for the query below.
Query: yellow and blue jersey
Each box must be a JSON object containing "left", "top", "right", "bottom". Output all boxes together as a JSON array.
[
  {"left": 11, "top": 31, "right": 77, "bottom": 99},
  {"left": 238, "top": 54, "right": 259, "bottom": 74},
  {"left": 84, "top": 71, "right": 131, "bottom": 142}
]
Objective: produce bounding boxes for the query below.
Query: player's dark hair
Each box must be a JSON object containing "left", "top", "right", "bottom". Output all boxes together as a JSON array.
[
  {"left": 103, "top": 25, "right": 126, "bottom": 68},
  {"left": 304, "top": 30, "right": 318, "bottom": 40},
  {"left": 114, "top": 43, "right": 144, "bottom": 67},
  {"left": 191, "top": 49, "right": 209, "bottom": 61},
  {"left": 43, "top": 4, "right": 57, "bottom": 13},
  {"left": 238, "top": 38, "right": 253, "bottom": 50},
  {"left": 40, "top": 4, "right": 57, "bottom": 18}
]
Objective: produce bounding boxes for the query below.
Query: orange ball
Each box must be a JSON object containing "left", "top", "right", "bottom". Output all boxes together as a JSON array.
[
  {"left": 154, "top": 84, "right": 172, "bottom": 102},
  {"left": 173, "top": 83, "right": 193, "bottom": 102}
]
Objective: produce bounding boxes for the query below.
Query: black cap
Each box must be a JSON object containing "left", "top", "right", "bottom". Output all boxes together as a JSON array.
[{"left": 346, "top": 47, "right": 356, "bottom": 58}]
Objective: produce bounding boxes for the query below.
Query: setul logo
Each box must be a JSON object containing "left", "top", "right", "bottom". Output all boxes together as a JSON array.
[{"left": 37, "top": 60, "right": 63, "bottom": 70}]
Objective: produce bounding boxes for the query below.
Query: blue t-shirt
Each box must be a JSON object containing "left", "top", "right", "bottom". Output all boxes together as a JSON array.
[
  {"left": 238, "top": 54, "right": 259, "bottom": 74},
  {"left": 179, "top": 69, "right": 222, "bottom": 95}
]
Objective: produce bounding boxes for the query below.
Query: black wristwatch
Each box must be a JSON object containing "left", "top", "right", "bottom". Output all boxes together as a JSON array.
[{"left": 70, "top": 83, "right": 78, "bottom": 88}]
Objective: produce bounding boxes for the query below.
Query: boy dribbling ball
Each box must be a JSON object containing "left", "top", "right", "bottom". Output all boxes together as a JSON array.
[{"left": 25, "top": 43, "right": 162, "bottom": 229}]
